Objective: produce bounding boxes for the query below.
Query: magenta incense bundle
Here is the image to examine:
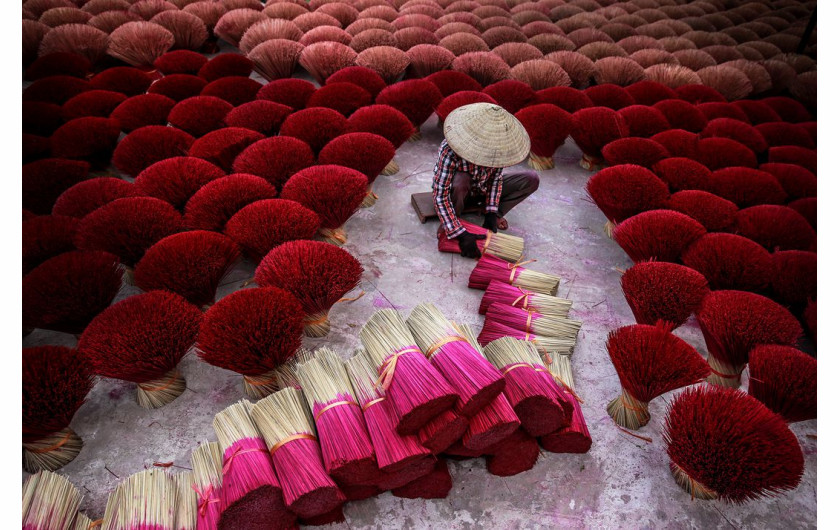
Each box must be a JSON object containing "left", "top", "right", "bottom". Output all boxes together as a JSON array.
[
  {"left": 539, "top": 353, "right": 592, "bottom": 454},
  {"left": 212, "top": 400, "right": 296, "bottom": 529},
  {"left": 437, "top": 219, "right": 524, "bottom": 262},
  {"left": 101, "top": 469, "right": 175, "bottom": 530},
  {"left": 251, "top": 388, "right": 346, "bottom": 519},
  {"left": 296, "top": 347, "right": 379, "bottom": 486},
  {"left": 22, "top": 471, "right": 82, "bottom": 530},
  {"left": 485, "top": 302, "right": 582, "bottom": 340},
  {"left": 462, "top": 392, "right": 521, "bottom": 452},
  {"left": 406, "top": 303, "right": 505, "bottom": 417},
  {"left": 477, "top": 319, "right": 577, "bottom": 355},
  {"left": 359, "top": 309, "right": 458, "bottom": 434},
  {"left": 469, "top": 254, "right": 560, "bottom": 295},
  {"left": 190, "top": 442, "right": 223, "bottom": 530},
  {"left": 418, "top": 409, "right": 469, "bottom": 455},
  {"left": 345, "top": 351, "right": 431, "bottom": 474},
  {"left": 479, "top": 280, "right": 572, "bottom": 317}
]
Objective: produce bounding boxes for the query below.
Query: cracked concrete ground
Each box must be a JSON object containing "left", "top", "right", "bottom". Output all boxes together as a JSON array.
[{"left": 23, "top": 112, "right": 816, "bottom": 529}]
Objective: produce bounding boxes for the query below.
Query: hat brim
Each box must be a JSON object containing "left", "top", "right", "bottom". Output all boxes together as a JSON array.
[{"left": 443, "top": 103, "right": 531, "bottom": 168}]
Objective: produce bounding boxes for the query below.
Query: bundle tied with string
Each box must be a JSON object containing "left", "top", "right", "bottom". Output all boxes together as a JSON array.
[
  {"left": 479, "top": 280, "right": 572, "bottom": 317},
  {"left": 251, "top": 388, "right": 346, "bottom": 518},
  {"left": 469, "top": 254, "right": 560, "bottom": 295},
  {"left": 477, "top": 317, "right": 577, "bottom": 355},
  {"left": 539, "top": 352, "right": 591, "bottom": 454},
  {"left": 174, "top": 472, "right": 196, "bottom": 530},
  {"left": 190, "top": 441, "right": 223, "bottom": 530},
  {"left": 484, "top": 337, "right": 568, "bottom": 437},
  {"left": 22, "top": 471, "right": 82, "bottom": 530},
  {"left": 406, "top": 303, "right": 505, "bottom": 417},
  {"left": 437, "top": 219, "right": 524, "bottom": 262},
  {"left": 485, "top": 303, "right": 582, "bottom": 341},
  {"left": 606, "top": 323, "right": 711, "bottom": 431},
  {"left": 345, "top": 351, "right": 433, "bottom": 481},
  {"left": 212, "top": 401, "right": 296, "bottom": 529},
  {"left": 101, "top": 469, "right": 175, "bottom": 530},
  {"left": 295, "top": 347, "right": 379, "bottom": 486},
  {"left": 359, "top": 309, "right": 458, "bottom": 435}
]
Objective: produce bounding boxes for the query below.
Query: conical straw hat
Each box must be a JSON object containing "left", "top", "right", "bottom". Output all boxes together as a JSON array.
[{"left": 443, "top": 103, "right": 531, "bottom": 168}]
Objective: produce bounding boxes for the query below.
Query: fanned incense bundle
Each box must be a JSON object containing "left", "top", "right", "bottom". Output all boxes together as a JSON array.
[
  {"left": 539, "top": 352, "right": 591, "bottom": 454},
  {"left": 437, "top": 219, "right": 524, "bottom": 262},
  {"left": 485, "top": 303, "right": 582, "bottom": 340},
  {"left": 102, "top": 469, "right": 175, "bottom": 530},
  {"left": 469, "top": 254, "right": 560, "bottom": 295},
  {"left": 346, "top": 352, "right": 431, "bottom": 472},
  {"left": 606, "top": 323, "right": 711, "bottom": 430},
  {"left": 190, "top": 442, "right": 223, "bottom": 530},
  {"left": 748, "top": 345, "right": 816, "bottom": 423},
  {"left": 479, "top": 280, "right": 571, "bottom": 317},
  {"left": 174, "top": 472, "right": 196, "bottom": 530},
  {"left": 251, "top": 388, "right": 345, "bottom": 518},
  {"left": 620, "top": 261, "right": 710, "bottom": 328},
  {"left": 406, "top": 303, "right": 505, "bottom": 417},
  {"left": 212, "top": 401, "right": 296, "bottom": 529},
  {"left": 477, "top": 319, "right": 577, "bottom": 355},
  {"left": 296, "top": 347, "right": 379, "bottom": 485},
  {"left": 359, "top": 309, "right": 458, "bottom": 434},
  {"left": 484, "top": 337, "right": 567, "bottom": 437},
  {"left": 22, "top": 471, "right": 83, "bottom": 530}
]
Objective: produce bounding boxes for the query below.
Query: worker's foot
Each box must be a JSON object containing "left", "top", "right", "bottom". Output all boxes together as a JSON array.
[{"left": 498, "top": 217, "right": 508, "bottom": 230}]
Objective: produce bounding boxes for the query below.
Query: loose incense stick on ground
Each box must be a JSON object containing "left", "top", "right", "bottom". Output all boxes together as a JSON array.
[
  {"left": 22, "top": 471, "right": 83, "bottom": 530},
  {"left": 359, "top": 309, "right": 457, "bottom": 434},
  {"left": 469, "top": 254, "right": 561, "bottom": 295},
  {"left": 190, "top": 441, "right": 223, "bottom": 530},
  {"left": 479, "top": 280, "right": 572, "bottom": 317}
]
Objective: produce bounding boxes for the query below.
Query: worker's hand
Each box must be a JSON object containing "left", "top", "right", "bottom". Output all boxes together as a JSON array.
[
  {"left": 457, "top": 232, "right": 486, "bottom": 259},
  {"left": 483, "top": 213, "right": 499, "bottom": 233}
]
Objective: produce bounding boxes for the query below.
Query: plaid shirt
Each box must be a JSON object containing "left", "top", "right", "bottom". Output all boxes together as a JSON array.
[{"left": 432, "top": 139, "right": 503, "bottom": 239}]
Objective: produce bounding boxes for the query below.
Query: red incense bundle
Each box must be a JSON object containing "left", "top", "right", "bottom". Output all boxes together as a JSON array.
[
  {"left": 417, "top": 409, "right": 468, "bottom": 455},
  {"left": 183, "top": 174, "right": 276, "bottom": 232},
  {"left": 295, "top": 347, "right": 379, "bottom": 485},
  {"left": 197, "top": 287, "right": 305, "bottom": 398},
  {"left": 485, "top": 303, "right": 582, "bottom": 340},
  {"left": 437, "top": 219, "right": 524, "bottom": 262},
  {"left": 102, "top": 469, "right": 175, "bottom": 530},
  {"left": 346, "top": 351, "right": 431, "bottom": 474},
  {"left": 479, "top": 280, "right": 572, "bottom": 317},
  {"left": 318, "top": 132, "right": 395, "bottom": 208},
  {"left": 212, "top": 401, "right": 296, "bottom": 529},
  {"left": 22, "top": 471, "right": 83, "bottom": 530},
  {"left": 485, "top": 429, "right": 541, "bottom": 477},
  {"left": 255, "top": 240, "right": 363, "bottom": 337},
  {"left": 697, "top": 290, "right": 802, "bottom": 388},
  {"left": 469, "top": 254, "right": 560, "bottom": 295},
  {"left": 190, "top": 441, "right": 223, "bottom": 530},
  {"left": 461, "top": 392, "right": 520, "bottom": 452},
  {"left": 23, "top": 346, "right": 93, "bottom": 473},
  {"left": 477, "top": 319, "right": 577, "bottom": 355},
  {"left": 620, "top": 261, "right": 710, "bottom": 328},
  {"left": 606, "top": 323, "right": 711, "bottom": 430},
  {"left": 359, "top": 309, "right": 457, "bottom": 435},
  {"left": 391, "top": 459, "right": 452, "bottom": 499},
  {"left": 748, "top": 345, "right": 816, "bottom": 423},
  {"left": 300, "top": 505, "right": 346, "bottom": 527},
  {"left": 664, "top": 386, "right": 804, "bottom": 502},
  {"left": 79, "top": 291, "right": 202, "bottom": 409},
  {"left": 539, "top": 353, "right": 591, "bottom": 454},
  {"left": 483, "top": 337, "right": 566, "bottom": 437},
  {"left": 251, "top": 388, "right": 346, "bottom": 518},
  {"left": 225, "top": 199, "right": 320, "bottom": 262},
  {"left": 376, "top": 456, "right": 437, "bottom": 491},
  {"left": 406, "top": 303, "right": 505, "bottom": 417}
]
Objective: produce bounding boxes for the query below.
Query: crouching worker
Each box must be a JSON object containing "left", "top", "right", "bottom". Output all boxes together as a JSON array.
[{"left": 433, "top": 103, "right": 539, "bottom": 258}]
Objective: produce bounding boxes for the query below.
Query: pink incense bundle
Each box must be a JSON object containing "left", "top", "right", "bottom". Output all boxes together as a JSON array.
[
  {"left": 251, "top": 388, "right": 346, "bottom": 518},
  {"left": 485, "top": 303, "right": 582, "bottom": 341},
  {"left": 469, "top": 254, "right": 560, "bottom": 295},
  {"left": 359, "top": 309, "right": 458, "bottom": 435},
  {"left": 212, "top": 401, "right": 297, "bottom": 529},
  {"left": 483, "top": 337, "right": 567, "bottom": 437},
  {"left": 485, "top": 428, "right": 541, "bottom": 477},
  {"left": 346, "top": 351, "right": 432, "bottom": 474},
  {"left": 461, "top": 392, "right": 521, "bottom": 452},
  {"left": 406, "top": 303, "right": 505, "bottom": 417},
  {"left": 417, "top": 409, "right": 468, "bottom": 455},
  {"left": 391, "top": 459, "right": 453, "bottom": 499},
  {"left": 22, "top": 471, "right": 83, "bottom": 530},
  {"left": 437, "top": 219, "right": 524, "bottom": 262},
  {"left": 296, "top": 347, "right": 379, "bottom": 485},
  {"left": 477, "top": 319, "right": 577, "bottom": 355},
  {"left": 479, "top": 280, "right": 572, "bottom": 317},
  {"left": 538, "top": 354, "right": 591, "bottom": 454},
  {"left": 190, "top": 441, "right": 224, "bottom": 530},
  {"left": 375, "top": 456, "right": 437, "bottom": 491}
]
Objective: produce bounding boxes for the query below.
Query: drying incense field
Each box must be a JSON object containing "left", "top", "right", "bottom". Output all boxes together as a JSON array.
[{"left": 22, "top": 0, "right": 817, "bottom": 528}]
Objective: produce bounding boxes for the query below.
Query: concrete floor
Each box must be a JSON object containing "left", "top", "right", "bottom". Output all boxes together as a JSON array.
[{"left": 23, "top": 115, "right": 817, "bottom": 528}]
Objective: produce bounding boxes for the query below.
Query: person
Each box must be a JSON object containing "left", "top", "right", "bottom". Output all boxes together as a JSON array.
[{"left": 432, "top": 103, "right": 540, "bottom": 258}]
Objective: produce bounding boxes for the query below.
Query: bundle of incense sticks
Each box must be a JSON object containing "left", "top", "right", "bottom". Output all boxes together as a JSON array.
[
  {"left": 190, "top": 442, "right": 223, "bottom": 530},
  {"left": 539, "top": 352, "right": 592, "bottom": 454},
  {"left": 174, "top": 472, "right": 196, "bottom": 530},
  {"left": 391, "top": 459, "right": 453, "bottom": 500},
  {"left": 484, "top": 337, "right": 568, "bottom": 437},
  {"left": 359, "top": 309, "right": 458, "bottom": 435},
  {"left": 295, "top": 347, "right": 379, "bottom": 485},
  {"left": 102, "top": 469, "right": 174, "bottom": 530},
  {"left": 485, "top": 303, "right": 582, "bottom": 340},
  {"left": 437, "top": 219, "right": 524, "bottom": 262},
  {"left": 73, "top": 513, "right": 93, "bottom": 530},
  {"left": 417, "top": 409, "right": 469, "bottom": 455},
  {"left": 468, "top": 254, "right": 560, "bottom": 295},
  {"left": 406, "top": 303, "right": 505, "bottom": 417},
  {"left": 22, "top": 470, "right": 83, "bottom": 530},
  {"left": 485, "top": 428, "right": 541, "bottom": 477},
  {"left": 250, "top": 388, "right": 345, "bottom": 519},
  {"left": 212, "top": 401, "right": 295, "bottom": 529},
  {"left": 478, "top": 280, "right": 572, "bottom": 317},
  {"left": 345, "top": 351, "right": 432, "bottom": 473},
  {"left": 477, "top": 319, "right": 577, "bottom": 355}
]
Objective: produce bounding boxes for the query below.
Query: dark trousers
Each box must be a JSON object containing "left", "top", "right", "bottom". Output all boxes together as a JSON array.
[{"left": 450, "top": 170, "right": 540, "bottom": 218}]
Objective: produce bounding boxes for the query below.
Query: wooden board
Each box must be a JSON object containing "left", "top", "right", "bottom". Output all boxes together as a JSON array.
[{"left": 411, "top": 192, "right": 481, "bottom": 223}]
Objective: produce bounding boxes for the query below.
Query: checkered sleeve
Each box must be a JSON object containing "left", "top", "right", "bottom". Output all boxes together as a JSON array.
[
  {"left": 432, "top": 141, "right": 466, "bottom": 239},
  {"left": 484, "top": 168, "right": 503, "bottom": 214}
]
